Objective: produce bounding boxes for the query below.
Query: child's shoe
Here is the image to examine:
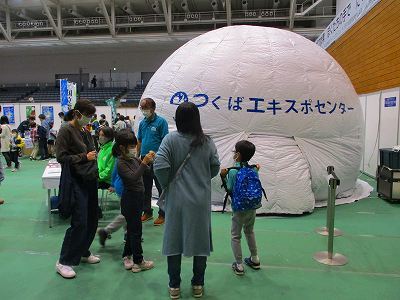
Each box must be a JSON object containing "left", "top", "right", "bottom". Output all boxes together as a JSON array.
[
  {"left": 81, "top": 254, "right": 101, "bottom": 264},
  {"left": 169, "top": 287, "right": 180, "bottom": 299},
  {"left": 97, "top": 228, "right": 111, "bottom": 247},
  {"left": 123, "top": 256, "right": 134, "bottom": 270},
  {"left": 192, "top": 285, "right": 204, "bottom": 298},
  {"left": 131, "top": 259, "right": 154, "bottom": 273},
  {"left": 232, "top": 262, "right": 244, "bottom": 275},
  {"left": 244, "top": 257, "right": 261, "bottom": 270}
]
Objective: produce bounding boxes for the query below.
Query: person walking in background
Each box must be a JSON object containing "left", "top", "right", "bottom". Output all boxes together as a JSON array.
[
  {"left": 114, "top": 115, "right": 127, "bottom": 132},
  {"left": 38, "top": 114, "right": 50, "bottom": 160},
  {"left": 10, "top": 129, "right": 24, "bottom": 172},
  {"left": 91, "top": 75, "right": 97, "bottom": 88},
  {"left": 137, "top": 98, "right": 169, "bottom": 226},
  {"left": 0, "top": 116, "right": 12, "bottom": 168},
  {"left": 154, "top": 102, "right": 220, "bottom": 299},
  {"left": 29, "top": 122, "right": 39, "bottom": 160}
]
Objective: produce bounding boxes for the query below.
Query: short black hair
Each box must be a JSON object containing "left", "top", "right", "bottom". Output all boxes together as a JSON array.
[
  {"left": 141, "top": 98, "right": 156, "bottom": 110},
  {"left": 99, "top": 119, "right": 106, "bottom": 125},
  {"left": 99, "top": 126, "right": 114, "bottom": 140},
  {"left": 235, "top": 140, "right": 256, "bottom": 162},
  {"left": 0, "top": 116, "right": 9, "bottom": 124},
  {"left": 38, "top": 114, "right": 46, "bottom": 120},
  {"left": 112, "top": 129, "right": 137, "bottom": 157},
  {"left": 58, "top": 112, "right": 64, "bottom": 118},
  {"left": 29, "top": 116, "right": 35, "bottom": 121},
  {"left": 119, "top": 115, "right": 125, "bottom": 121},
  {"left": 100, "top": 114, "right": 106, "bottom": 119}
]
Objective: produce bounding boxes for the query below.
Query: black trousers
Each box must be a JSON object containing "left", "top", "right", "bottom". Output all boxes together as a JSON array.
[
  {"left": 141, "top": 160, "right": 164, "bottom": 217},
  {"left": 38, "top": 138, "right": 48, "bottom": 159},
  {"left": 121, "top": 190, "right": 144, "bottom": 264},
  {"left": 168, "top": 255, "right": 207, "bottom": 288},
  {"left": 10, "top": 151, "right": 19, "bottom": 169},
  {"left": 59, "top": 179, "right": 99, "bottom": 266},
  {"left": 2, "top": 151, "right": 11, "bottom": 167}
]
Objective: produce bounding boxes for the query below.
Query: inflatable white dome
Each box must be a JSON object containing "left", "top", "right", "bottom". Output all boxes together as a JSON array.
[{"left": 142, "top": 25, "right": 364, "bottom": 214}]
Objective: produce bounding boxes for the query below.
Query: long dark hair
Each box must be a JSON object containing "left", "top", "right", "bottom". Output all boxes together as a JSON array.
[
  {"left": 112, "top": 129, "right": 137, "bottom": 157},
  {"left": 175, "top": 102, "right": 207, "bottom": 147}
]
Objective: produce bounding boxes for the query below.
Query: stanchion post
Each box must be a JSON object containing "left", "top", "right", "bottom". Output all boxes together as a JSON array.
[
  {"left": 315, "top": 166, "right": 343, "bottom": 237},
  {"left": 314, "top": 166, "right": 348, "bottom": 266}
]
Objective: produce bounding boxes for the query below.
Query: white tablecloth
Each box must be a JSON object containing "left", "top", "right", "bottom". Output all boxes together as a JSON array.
[{"left": 42, "top": 160, "right": 61, "bottom": 189}]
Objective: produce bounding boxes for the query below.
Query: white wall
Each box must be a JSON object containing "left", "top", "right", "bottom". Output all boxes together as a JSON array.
[
  {"left": 360, "top": 87, "right": 400, "bottom": 176},
  {"left": 1, "top": 102, "right": 112, "bottom": 131}
]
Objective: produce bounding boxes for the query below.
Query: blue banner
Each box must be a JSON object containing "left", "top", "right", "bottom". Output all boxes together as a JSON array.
[
  {"left": 3, "top": 106, "right": 15, "bottom": 124},
  {"left": 42, "top": 106, "right": 54, "bottom": 122},
  {"left": 60, "top": 79, "right": 69, "bottom": 113}
]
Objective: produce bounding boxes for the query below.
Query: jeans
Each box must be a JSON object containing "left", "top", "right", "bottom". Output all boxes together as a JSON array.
[
  {"left": 142, "top": 160, "right": 164, "bottom": 217},
  {"left": 59, "top": 179, "right": 99, "bottom": 266},
  {"left": 121, "top": 190, "right": 144, "bottom": 264},
  {"left": 167, "top": 255, "right": 207, "bottom": 288},
  {"left": 2, "top": 151, "right": 11, "bottom": 167}
]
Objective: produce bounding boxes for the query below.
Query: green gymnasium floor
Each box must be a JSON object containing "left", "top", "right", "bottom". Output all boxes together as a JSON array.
[{"left": 0, "top": 159, "right": 399, "bottom": 300}]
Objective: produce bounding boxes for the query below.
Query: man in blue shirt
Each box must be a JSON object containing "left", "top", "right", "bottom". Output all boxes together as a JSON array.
[
  {"left": 38, "top": 114, "right": 50, "bottom": 160},
  {"left": 137, "top": 98, "right": 169, "bottom": 226}
]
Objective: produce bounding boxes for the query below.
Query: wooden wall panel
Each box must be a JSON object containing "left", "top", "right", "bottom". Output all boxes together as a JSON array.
[{"left": 327, "top": 0, "right": 400, "bottom": 94}]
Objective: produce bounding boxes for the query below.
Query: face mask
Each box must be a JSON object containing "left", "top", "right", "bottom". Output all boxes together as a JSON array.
[
  {"left": 126, "top": 148, "right": 136, "bottom": 159},
  {"left": 142, "top": 110, "right": 151, "bottom": 118},
  {"left": 77, "top": 113, "right": 91, "bottom": 127},
  {"left": 99, "top": 136, "right": 109, "bottom": 145}
]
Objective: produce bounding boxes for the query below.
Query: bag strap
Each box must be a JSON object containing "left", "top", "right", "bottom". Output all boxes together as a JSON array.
[
  {"left": 162, "top": 147, "right": 194, "bottom": 194},
  {"left": 220, "top": 166, "right": 241, "bottom": 213}
]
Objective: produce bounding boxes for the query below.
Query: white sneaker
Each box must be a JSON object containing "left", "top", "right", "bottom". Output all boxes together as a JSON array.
[
  {"left": 11, "top": 169, "right": 17, "bottom": 172},
  {"left": 81, "top": 254, "right": 101, "bottom": 264},
  {"left": 131, "top": 259, "right": 154, "bottom": 273},
  {"left": 123, "top": 256, "right": 134, "bottom": 270},
  {"left": 56, "top": 261, "right": 76, "bottom": 279}
]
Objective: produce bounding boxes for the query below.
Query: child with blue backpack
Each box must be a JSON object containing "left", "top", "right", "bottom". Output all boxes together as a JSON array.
[{"left": 220, "top": 140, "right": 266, "bottom": 276}]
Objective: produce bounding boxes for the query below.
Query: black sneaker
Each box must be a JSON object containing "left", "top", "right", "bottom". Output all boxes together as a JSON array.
[
  {"left": 232, "top": 262, "right": 244, "bottom": 275},
  {"left": 97, "top": 229, "right": 111, "bottom": 247},
  {"left": 244, "top": 257, "right": 261, "bottom": 270}
]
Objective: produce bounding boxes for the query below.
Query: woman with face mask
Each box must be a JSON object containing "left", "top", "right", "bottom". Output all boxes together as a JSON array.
[{"left": 55, "top": 99, "right": 100, "bottom": 279}]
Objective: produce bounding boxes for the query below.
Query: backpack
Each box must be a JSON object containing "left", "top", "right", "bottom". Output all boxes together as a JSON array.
[
  {"left": 111, "top": 159, "right": 124, "bottom": 197},
  {"left": 224, "top": 164, "right": 267, "bottom": 212}
]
